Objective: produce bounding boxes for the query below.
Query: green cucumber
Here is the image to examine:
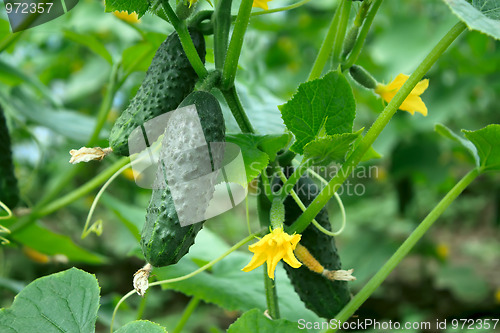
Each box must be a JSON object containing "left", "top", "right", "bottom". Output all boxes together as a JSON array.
[
  {"left": 282, "top": 174, "right": 351, "bottom": 319},
  {"left": 0, "top": 105, "right": 19, "bottom": 209},
  {"left": 109, "top": 29, "right": 206, "bottom": 156},
  {"left": 140, "top": 91, "right": 225, "bottom": 267}
]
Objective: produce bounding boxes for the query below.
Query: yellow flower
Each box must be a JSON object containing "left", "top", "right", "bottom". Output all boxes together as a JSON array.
[
  {"left": 242, "top": 228, "right": 302, "bottom": 279},
  {"left": 374, "top": 73, "right": 429, "bottom": 116},
  {"left": 253, "top": 0, "right": 272, "bottom": 10},
  {"left": 113, "top": 11, "right": 140, "bottom": 24}
]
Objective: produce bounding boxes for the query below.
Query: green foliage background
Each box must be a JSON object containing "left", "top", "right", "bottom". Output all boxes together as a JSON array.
[{"left": 0, "top": 0, "right": 499, "bottom": 332}]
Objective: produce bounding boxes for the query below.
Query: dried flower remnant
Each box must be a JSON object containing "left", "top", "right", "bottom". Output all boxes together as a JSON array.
[
  {"left": 133, "top": 263, "right": 152, "bottom": 297},
  {"left": 69, "top": 147, "right": 113, "bottom": 164}
]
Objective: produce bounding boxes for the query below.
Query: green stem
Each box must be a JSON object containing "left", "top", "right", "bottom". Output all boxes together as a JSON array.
[
  {"left": 220, "top": 86, "right": 255, "bottom": 133},
  {"left": 173, "top": 296, "right": 201, "bottom": 333},
  {"left": 214, "top": 0, "right": 233, "bottom": 70},
  {"left": 308, "top": 3, "right": 342, "bottom": 81},
  {"left": 264, "top": 265, "right": 280, "bottom": 319},
  {"left": 161, "top": 0, "right": 208, "bottom": 79},
  {"left": 197, "top": 70, "right": 221, "bottom": 92},
  {"left": 331, "top": 0, "right": 351, "bottom": 69},
  {"left": 221, "top": 0, "right": 253, "bottom": 89},
  {"left": 9, "top": 157, "right": 129, "bottom": 234},
  {"left": 88, "top": 63, "right": 119, "bottom": 146},
  {"left": 341, "top": 0, "right": 383, "bottom": 71},
  {"left": 260, "top": 172, "right": 274, "bottom": 202},
  {"left": 288, "top": 21, "right": 467, "bottom": 234},
  {"left": 135, "top": 289, "right": 149, "bottom": 320},
  {"left": 278, "top": 159, "right": 313, "bottom": 202},
  {"left": 329, "top": 168, "right": 479, "bottom": 330},
  {"left": 251, "top": 0, "right": 312, "bottom": 16}
]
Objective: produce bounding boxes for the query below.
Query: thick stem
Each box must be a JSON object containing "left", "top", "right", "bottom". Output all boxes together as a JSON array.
[
  {"left": 221, "top": 0, "right": 253, "bottom": 89},
  {"left": 331, "top": 0, "right": 351, "bottom": 69},
  {"left": 161, "top": 0, "right": 208, "bottom": 79},
  {"left": 214, "top": 0, "right": 233, "bottom": 70},
  {"left": 330, "top": 168, "right": 479, "bottom": 329},
  {"left": 173, "top": 296, "right": 201, "bottom": 333},
  {"left": 341, "top": 0, "right": 383, "bottom": 71},
  {"left": 288, "top": 21, "right": 467, "bottom": 234},
  {"left": 308, "top": 3, "right": 342, "bottom": 81},
  {"left": 264, "top": 265, "right": 280, "bottom": 319},
  {"left": 220, "top": 86, "right": 255, "bottom": 133}
]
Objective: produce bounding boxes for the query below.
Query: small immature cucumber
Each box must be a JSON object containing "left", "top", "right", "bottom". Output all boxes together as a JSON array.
[
  {"left": 283, "top": 174, "right": 350, "bottom": 318},
  {"left": 140, "top": 91, "right": 225, "bottom": 267},
  {"left": 0, "top": 104, "right": 19, "bottom": 209},
  {"left": 109, "top": 29, "right": 206, "bottom": 156}
]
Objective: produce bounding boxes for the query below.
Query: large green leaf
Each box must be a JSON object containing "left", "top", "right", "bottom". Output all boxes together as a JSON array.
[
  {"left": 115, "top": 320, "right": 167, "bottom": 332},
  {"left": 0, "top": 268, "right": 100, "bottom": 332},
  {"left": 444, "top": 0, "right": 500, "bottom": 40},
  {"left": 279, "top": 71, "right": 356, "bottom": 154},
  {"left": 226, "top": 133, "right": 290, "bottom": 183},
  {"left": 303, "top": 130, "right": 362, "bottom": 166},
  {"left": 104, "top": 0, "right": 151, "bottom": 18},
  {"left": 462, "top": 124, "right": 500, "bottom": 172},
  {"left": 227, "top": 308, "right": 303, "bottom": 333}
]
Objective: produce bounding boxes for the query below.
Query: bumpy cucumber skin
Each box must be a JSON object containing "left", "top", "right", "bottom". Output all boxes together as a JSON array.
[
  {"left": 109, "top": 29, "right": 206, "bottom": 156},
  {"left": 281, "top": 173, "right": 350, "bottom": 319},
  {"left": 141, "top": 91, "right": 225, "bottom": 267},
  {"left": 0, "top": 105, "right": 19, "bottom": 209}
]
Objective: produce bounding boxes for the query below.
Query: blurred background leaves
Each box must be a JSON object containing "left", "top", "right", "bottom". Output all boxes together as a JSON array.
[{"left": 0, "top": 0, "right": 499, "bottom": 331}]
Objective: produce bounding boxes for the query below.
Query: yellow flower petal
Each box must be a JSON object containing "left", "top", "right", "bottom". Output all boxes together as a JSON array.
[
  {"left": 385, "top": 73, "right": 409, "bottom": 91},
  {"left": 113, "top": 11, "right": 140, "bottom": 24},
  {"left": 253, "top": 0, "right": 271, "bottom": 10},
  {"left": 411, "top": 78, "right": 429, "bottom": 95},
  {"left": 242, "top": 228, "right": 302, "bottom": 279},
  {"left": 399, "top": 94, "right": 428, "bottom": 116},
  {"left": 375, "top": 73, "right": 429, "bottom": 116}
]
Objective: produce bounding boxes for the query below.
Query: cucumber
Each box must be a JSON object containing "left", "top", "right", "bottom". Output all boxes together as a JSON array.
[
  {"left": 140, "top": 91, "right": 225, "bottom": 267},
  {"left": 283, "top": 174, "right": 351, "bottom": 318},
  {"left": 0, "top": 105, "right": 19, "bottom": 209},
  {"left": 109, "top": 29, "right": 206, "bottom": 156},
  {"left": 263, "top": 168, "right": 350, "bottom": 319}
]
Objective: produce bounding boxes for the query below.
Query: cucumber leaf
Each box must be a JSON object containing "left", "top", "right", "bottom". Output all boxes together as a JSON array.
[
  {"left": 462, "top": 124, "right": 500, "bottom": 172},
  {"left": 279, "top": 71, "right": 356, "bottom": 154},
  {"left": 435, "top": 123, "right": 480, "bottom": 166},
  {"left": 303, "top": 130, "right": 362, "bottom": 166},
  {"left": 0, "top": 268, "right": 100, "bottom": 333},
  {"left": 227, "top": 309, "right": 303, "bottom": 333},
  {"left": 226, "top": 133, "right": 290, "bottom": 183},
  {"left": 115, "top": 320, "right": 167, "bottom": 332},
  {"left": 443, "top": 0, "right": 500, "bottom": 40}
]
